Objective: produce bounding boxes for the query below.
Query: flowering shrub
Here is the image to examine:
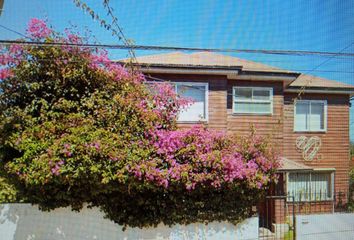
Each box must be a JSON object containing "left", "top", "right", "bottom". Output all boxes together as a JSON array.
[
  {"left": 0, "top": 19, "right": 279, "bottom": 227},
  {"left": 129, "top": 126, "right": 278, "bottom": 191}
]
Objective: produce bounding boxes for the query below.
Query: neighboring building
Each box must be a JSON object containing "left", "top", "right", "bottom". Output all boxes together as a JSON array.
[
  {"left": 0, "top": 0, "right": 4, "bottom": 16},
  {"left": 122, "top": 51, "right": 354, "bottom": 227}
]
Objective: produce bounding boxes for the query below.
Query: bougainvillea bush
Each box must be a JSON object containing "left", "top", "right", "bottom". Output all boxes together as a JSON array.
[{"left": 0, "top": 19, "right": 280, "bottom": 228}]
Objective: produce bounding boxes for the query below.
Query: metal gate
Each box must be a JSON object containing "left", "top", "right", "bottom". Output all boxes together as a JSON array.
[{"left": 259, "top": 195, "right": 295, "bottom": 240}]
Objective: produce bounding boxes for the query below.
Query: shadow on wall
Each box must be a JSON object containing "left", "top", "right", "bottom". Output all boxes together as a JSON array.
[{"left": 0, "top": 204, "right": 258, "bottom": 240}]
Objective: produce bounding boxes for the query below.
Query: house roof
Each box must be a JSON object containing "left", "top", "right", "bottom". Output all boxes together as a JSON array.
[
  {"left": 289, "top": 73, "right": 354, "bottom": 89},
  {"left": 278, "top": 157, "right": 313, "bottom": 172},
  {"left": 130, "top": 51, "right": 288, "bottom": 72},
  {"left": 125, "top": 52, "right": 354, "bottom": 91}
]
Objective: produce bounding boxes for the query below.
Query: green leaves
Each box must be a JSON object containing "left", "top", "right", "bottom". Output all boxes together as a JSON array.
[{"left": 0, "top": 18, "right": 279, "bottom": 228}]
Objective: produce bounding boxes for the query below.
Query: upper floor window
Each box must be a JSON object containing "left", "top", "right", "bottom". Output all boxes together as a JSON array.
[
  {"left": 175, "top": 82, "right": 208, "bottom": 122},
  {"left": 294, "top": 100, "right": 327, "bottom": 132},
  {"left": 233, "top": 87, "right": 273, "bottom": 114}
]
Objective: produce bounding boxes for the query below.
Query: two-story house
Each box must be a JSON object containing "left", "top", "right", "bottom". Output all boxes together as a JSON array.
[{"left": 124, "top": 51, "right": 353, "bottom": 212}]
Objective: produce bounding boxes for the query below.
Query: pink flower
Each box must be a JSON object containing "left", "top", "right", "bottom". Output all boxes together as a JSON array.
[
  {"left": 51, "top": 165, "right": 60, "bottom": 176},
  {"left": 27, "top": 18, "right": 52, "bottom": 39},
  {"left": 0, "top": 53, "right": 14, "bottom": 65},
  {"left": 50, "top": 160, "right": 65, "bottom": 176},
  {"left": 9, "top": 44, "right": 23, "bottom": 54},
  {"left": 66, "top": 33, "right": 82, "bottom": 44},
  {"left": 62, "top": 144, "right": 73, "bottom": 157},
  {"left": 94, "top": 142, "right": 100, "bottom": 151},
  {"left": 0, "top": 68, "right": 13, "bottom": 80}
]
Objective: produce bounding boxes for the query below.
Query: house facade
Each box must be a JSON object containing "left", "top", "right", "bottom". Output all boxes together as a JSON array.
[{"left": 128, "top": 52, "right": 353, "bottom": 209}]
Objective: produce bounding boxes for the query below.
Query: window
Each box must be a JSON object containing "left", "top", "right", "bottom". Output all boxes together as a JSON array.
[
  {"left": 233, "top": 87, "right": 273, "bottom": 114},
  {"left": 175, "top": 82, "right": 208, "bottom": 122},
  {"left": 287, "top": 171, "right": 334, "bottom": 202},
  {"left": 294, "top": 100, "right": 327, "bottom": 132}
]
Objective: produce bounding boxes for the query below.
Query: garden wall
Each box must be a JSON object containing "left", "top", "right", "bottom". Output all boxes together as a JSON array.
[{"left": 0, "top": 204, "right": 258, "bottom": 240}]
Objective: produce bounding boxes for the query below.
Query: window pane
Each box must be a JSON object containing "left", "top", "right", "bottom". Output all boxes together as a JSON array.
[
  {"left": 234, "top": 88, "right": 252, "bottom": 100},
  {"left": 311, "top": 173, "right": 331, "bottom": 200},
  {"left": 288, "top": 173, "right": 310, "bottom": 201},
  {"left": 288, "top": 172, "right": 332, "bottom": 201},
  {"left": 310, "top": 102, "right": 325, "bottom": 131},
  {"left": 295, "top": 102, "right": 310, "bottom": 131},
  {"left": 177, "top": 84, "right": 206, "bottom": 121},
  {"left": 253, "top": 89, "right": 270, "bottom": 101},
  {"left": 234, "top": 102, "right": 271, "bottom": 114}
]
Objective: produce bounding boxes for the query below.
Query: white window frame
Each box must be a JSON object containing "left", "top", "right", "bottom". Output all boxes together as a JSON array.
[
  {"left": 294, "top": 100, "right": 327, "bottom": 132},
  {"left": 232, "top": 86, "right": 273, "bottom": 115},
  {"left": 286, "top": 171, "right": 335, "bottom": 202},
  {"left": 173, "top": 82, "right": 209, "bottom": 123}
]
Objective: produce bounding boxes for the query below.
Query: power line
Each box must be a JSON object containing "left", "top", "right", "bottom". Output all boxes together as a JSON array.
[
  {"left": 102, "top": 0, "right": 136, "bottom": 62},
  {"left": 287, "top": 69, "right": 354, "bottom": 74},
  {"left": 0, "top": 22, "right": 353, "bottom": 58},
  {"left": 1, "top": 25, "right": 353, "bottom": 85},
  {"left": 238, "top": 58, "right": 354, "bottom": 61},
  {"left": 0, "top": 24, "right": 29, "bottom": 39},
  {"left": 295, "top": 41, "right": 354, "bottom": 100},
  {"left": 72, "top": 0, "right": 137, "bottom": 64},
  {"left": 2, "top": 55, "right": 353, "bottom": 74},
  {"left": 0, "top": 39, "right": 354, "bottom": 57}
]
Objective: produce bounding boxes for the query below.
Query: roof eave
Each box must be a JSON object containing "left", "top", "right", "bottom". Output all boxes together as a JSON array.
[
  {"left": 285, "top": 87, "right": 354, "bottom": 95},
  {"left": 139, "top": 66, "right": 241, "bottom": 75},
  {"left": 133, "top": 63, "right": 298, "bottom": 82},
  {"left": 126, "top": 62, "right": 243, "bottom": 70},
  {"left": 229, "top": 70, "right": 297, "bottom": 82}
]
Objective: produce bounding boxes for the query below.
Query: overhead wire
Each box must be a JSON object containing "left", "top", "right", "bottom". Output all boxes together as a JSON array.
[
  {"left": 294, "top": 41, "right": 354, "bottom": 100},
  {"left": 0, "top": 39, "right": 354, "bottom": 57},
  {"left": 0, "top": 24, "right": 29, "bottom": 39},
  {"left": 101, "top": 0, "right": 137, "bottom": 62},
  {"left": 1, "top": 24, "right": 353, "bottom": 98},
  {"left": 1, "top": 55, "right": 352, "bottom": 74},
  {"left": 0, "top": 23, "right": 351, "bottom": 75}
]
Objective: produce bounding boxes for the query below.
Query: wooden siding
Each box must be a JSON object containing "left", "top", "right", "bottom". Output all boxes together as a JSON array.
[
  {"left": 226, "top": 80, "right": 284, "bottom": 154},
  {"left": 146, "top": 73, "right": 351, "bottom": 195},
  {"left": 283, "top": 93, "right": 351, "bottom": 194}
]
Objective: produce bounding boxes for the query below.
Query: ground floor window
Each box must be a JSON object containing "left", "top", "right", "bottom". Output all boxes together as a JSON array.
[{"left": 287, "top": 171, "right": 334, "bottom": 201}]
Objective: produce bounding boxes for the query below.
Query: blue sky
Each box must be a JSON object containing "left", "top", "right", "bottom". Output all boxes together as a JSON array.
[{"left": 1, "top": 0, "right": 354, "bottom": 137}]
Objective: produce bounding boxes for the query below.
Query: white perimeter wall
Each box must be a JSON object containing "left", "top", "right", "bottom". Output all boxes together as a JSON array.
[
  {"left": 296, "top": 213, "right": 354, "bottom": 240},
  {"left": 0, "top": 204, "right": 259, "bottom": 240}
]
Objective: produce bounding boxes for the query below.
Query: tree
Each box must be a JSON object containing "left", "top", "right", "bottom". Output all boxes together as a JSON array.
[
  {"left": 0, "top": 19, "right": 279, "bottom": 228},
  {"left": 350, "top": 142, "right": 354, "bottom": 156}
]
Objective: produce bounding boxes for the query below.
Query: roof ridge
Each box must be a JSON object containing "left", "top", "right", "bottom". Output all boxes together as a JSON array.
[{"left": 179, "top": 51, "right": 284, "bottom": 71}]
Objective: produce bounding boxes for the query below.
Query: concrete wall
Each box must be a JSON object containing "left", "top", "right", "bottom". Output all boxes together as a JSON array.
[
  {"left": 296, "top": 213, "right": 354, "bottom": 240},
  {"left": 0, "top": 204, "right": 259, "bottom": 240}
]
